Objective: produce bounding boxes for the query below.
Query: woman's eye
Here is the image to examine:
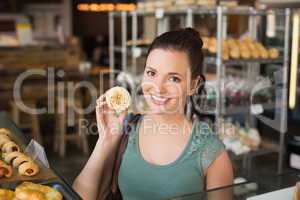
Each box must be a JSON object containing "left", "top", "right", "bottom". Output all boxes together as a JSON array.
[
  {"left": 169, "top": 76, "right": 181, "bottom": 83},
  {"left": 146, "top": 70, "right": 156, "bottom": 77}
]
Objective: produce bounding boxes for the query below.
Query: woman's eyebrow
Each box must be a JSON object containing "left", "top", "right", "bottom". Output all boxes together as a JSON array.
[
  {"left": 168, "top": 72, "right": 182, "bottom": 77},
  {"left": 145, "top": 66, "right": 157, "bottom": 72}
]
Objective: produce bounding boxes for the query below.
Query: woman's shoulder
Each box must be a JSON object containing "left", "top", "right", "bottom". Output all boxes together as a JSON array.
[
  {"left": 192, "top": 121, "right": 220, "bottom": 141},
  {"left": 190, "top": 120, "right": 226, "bottom": 172}
]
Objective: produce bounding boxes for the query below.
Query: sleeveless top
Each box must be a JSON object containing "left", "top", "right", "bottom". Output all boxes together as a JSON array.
[{"left": 118, "top": 113, "right": 225, "bottom": 200}]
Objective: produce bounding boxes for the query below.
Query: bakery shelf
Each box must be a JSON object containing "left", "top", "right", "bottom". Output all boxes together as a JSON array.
[
  {"left": 204, "top": 57, "right": 284, "bottom": 66},
  {"left": 198, "top": 102, "right": 275, "bottom": 116},
  {"left": 108, "top": 5, "right": 291, "bottom": 175}
]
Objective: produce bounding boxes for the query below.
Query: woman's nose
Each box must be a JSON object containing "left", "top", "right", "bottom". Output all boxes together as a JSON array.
[{"left": 153, "top": 80, "right": 167, "bottom": 95}]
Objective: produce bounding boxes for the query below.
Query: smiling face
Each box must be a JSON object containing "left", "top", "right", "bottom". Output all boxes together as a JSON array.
[{"left": 141, "top": 49, "right": 198, "bottom": 115}]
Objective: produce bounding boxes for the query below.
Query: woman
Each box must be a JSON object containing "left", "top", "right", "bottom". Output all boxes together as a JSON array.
[{"left": 73, "top": 28, "right": 233, "bottom": 200}]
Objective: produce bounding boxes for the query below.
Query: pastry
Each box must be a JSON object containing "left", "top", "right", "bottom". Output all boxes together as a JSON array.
[
  {"left": 250, "top": 49, "right": 260, "bottom": 59},
  {"left": 2, "top": 141, "right": 20, "bottom": 153},
  {"left": 208, "top": 38, "right": 217, "bottom": 53},
  {"left": 0, "top": 134, "right": 10, "bottom": 142},
  {"left": 0, "top": 138, "right": 11, "bottom": 149},
  {"left": 15, "top": 182, "right": 63, "bottom": 200},
  {"left": 3, "top": 151, "right": 24, "bottom": 164},
  {"left": 16, "top": 190, "right": 45, "bottom": 200},
  {"left": 3, "top": 151, "right": 32, "bottom": 167},
  {"left": 229, "top": 48, "right": 240, "bottom": 59},
  {"left": 105, "top": 86, "right": 131, "bottom": 114},
  {"left": 240, "top": 49, "right": 251, "bottom": 59},
  {"left": 0, "top": 188, "right": 14, "bottom": 200},
  {"left": 254, "top": 42, "right": 269, "bottom": 59},
  {"left": 202, "top": 37, "right": 209, "bottom": 49},
  {"left": 0, "top": 128, "right": 11, "bottom": 136},
  {"left": 268, "top": 48, "right": 279, "bottom": 59},
  {"left": 12, "top": 155, "right": 32, "bottom": 168},
  {"left": 18, "top": 162, "right": 39, "bottom": 176},
  {"left": 260, "top": 49, "right": 269, "bottom": 59},
  {"left": 0, "top": 160, "right": 13, "bottom": 178},
  {"left": 222, "top": 49, "right": 229, "bottom": 60}
]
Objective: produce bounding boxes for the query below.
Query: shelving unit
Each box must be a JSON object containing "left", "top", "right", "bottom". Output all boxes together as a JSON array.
[{"left": 108, "top": 6, "right": 291, "bottom": 174}]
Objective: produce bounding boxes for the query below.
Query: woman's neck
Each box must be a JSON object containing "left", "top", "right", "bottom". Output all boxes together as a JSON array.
[{"left": 143, "top": 113, "right": 192, "bottom": 136}]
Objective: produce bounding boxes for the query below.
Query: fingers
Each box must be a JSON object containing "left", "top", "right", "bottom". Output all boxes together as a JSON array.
[
  {"left": 96, "top": 94, "right": 106, "bottom": 106},
  {"left": 96, "top": 105, "right": 105, "bottom": 132}
]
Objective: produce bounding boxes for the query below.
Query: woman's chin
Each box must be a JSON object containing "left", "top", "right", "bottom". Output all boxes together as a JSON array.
[{"left": 147, "top": 105, "right": 179, "bottom": 115}]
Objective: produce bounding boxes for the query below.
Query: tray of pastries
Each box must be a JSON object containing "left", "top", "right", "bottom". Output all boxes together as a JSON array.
[
  {"left": 0, "top": 128, "right": 56, "bottom": 183},
  {"left": 202, "top": 36, "right": 280, "bottom": 61},
  {"left": 0, "top": 180, "right": 81, "bottom": 200}
]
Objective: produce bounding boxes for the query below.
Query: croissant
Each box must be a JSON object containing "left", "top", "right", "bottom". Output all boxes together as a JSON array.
[
  {"left": 3, "top": 152, "right": 32, "bottom": 167},
  {"left": 2, "top": 141, "right": 20, "bottom": 153},
  {"left": 15, "top": 182, "right": 62, "bottom": 200},
  {"left": 0, "top": 128, "right": 11, "bottom": 136},
  {"left": 3, "top": 151, "right": 24, "bottom": 164},
  {"left": 0, "top": 160, "right": 13, "bottom": 178},
  {"left": 13, "top": 155, "right": 32, "bottom": 168},
  {"left": 0, "top": 137, "right": 11, "bottom": 149},
  {"left": 18, "top": 162, "right": 39, "bottom": 176},
  {"left": 15, "top": 190, "right": 45, "bottom": 200},
  {"left": 0, "top": 188, "right": 15, "bottom": 200}
]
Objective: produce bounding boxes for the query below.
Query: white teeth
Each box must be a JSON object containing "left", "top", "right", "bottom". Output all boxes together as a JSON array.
[{"left": 151, "top": 95, "right": 167, "bottom": 102}]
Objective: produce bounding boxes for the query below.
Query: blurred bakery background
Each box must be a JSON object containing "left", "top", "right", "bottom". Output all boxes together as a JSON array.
[{"left": 0, "top": 0, "right": 300, "bottom": 199}]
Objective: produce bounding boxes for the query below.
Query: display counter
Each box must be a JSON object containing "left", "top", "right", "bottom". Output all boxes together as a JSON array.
[
  {"left": 167, "top": 171, "right": 299, "bottom": 200},
  {"left": 0, "top": 111, "right": 82, "bottom": 200}
]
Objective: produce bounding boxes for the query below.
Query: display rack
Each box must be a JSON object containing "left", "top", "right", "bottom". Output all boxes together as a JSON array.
[{"left": 108, "top": 6, "right": 291, "bottom": 174}]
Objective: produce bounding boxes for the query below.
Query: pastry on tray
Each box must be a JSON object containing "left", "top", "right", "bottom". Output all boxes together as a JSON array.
[
  {"left": 2, "top": 141, "right": 20, "bottom": 153},
  {"left": 0, "top": 188, "right": 15, "bottom": 200},
  {"left": 18, "top": 161, "right": 39, "bottom": 177},
  {"left": 3, "top": 152, "right": 32, "bottom": 167},
  {"left": 0, "top": 128, "right": 11, "bottom": 136},
  {"left": 0, "top": 137, "right": 11, "bottom": 149},
  {"left": 2, "top": 151, "right": 40, "bottom": 177},
  {"left": 268, "top": 48, "right": 279, "bottom": 59},
  {"left": 15, "top": 182, "right": 63, "bottom": 200},
  {"left": 0, "top": 160, "right": 13, "bottom": 178}
]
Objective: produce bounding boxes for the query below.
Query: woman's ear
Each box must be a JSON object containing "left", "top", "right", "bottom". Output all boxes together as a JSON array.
[{"left": 188, "top": 76, "right": 201, "bottom": 96}]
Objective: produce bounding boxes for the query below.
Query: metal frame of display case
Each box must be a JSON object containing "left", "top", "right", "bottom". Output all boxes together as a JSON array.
[{"left": 108, "top": 6, "right": 291, "bottom": 174}]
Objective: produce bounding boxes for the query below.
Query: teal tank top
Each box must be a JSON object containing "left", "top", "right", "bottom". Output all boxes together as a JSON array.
[{"left": 118, "top": 113, "right": 225, "bottom": 200}]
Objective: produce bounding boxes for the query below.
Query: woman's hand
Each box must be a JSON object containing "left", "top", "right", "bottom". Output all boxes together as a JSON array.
[{"left": 96, "top": 94, "right": 127, "bottom": 141}]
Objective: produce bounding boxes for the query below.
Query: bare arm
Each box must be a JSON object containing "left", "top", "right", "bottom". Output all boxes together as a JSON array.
[
  {"left": 73, "top": 137, "right": 120, "bottom": 200},
  {"left": 72, "top": 95, "right": 127, "bottom": 200},
  {"left": 206, "top": 151, "right": 234, "bottom": 200}
]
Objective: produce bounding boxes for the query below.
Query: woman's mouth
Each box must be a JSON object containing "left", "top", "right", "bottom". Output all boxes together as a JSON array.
[{"left": 150, "top": 95, "right": 170, "bottom": 105}]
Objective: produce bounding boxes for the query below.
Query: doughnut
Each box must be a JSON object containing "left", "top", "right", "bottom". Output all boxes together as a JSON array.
[{"left": 105, "top": 86, "right": 131, "bottom": 114}]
